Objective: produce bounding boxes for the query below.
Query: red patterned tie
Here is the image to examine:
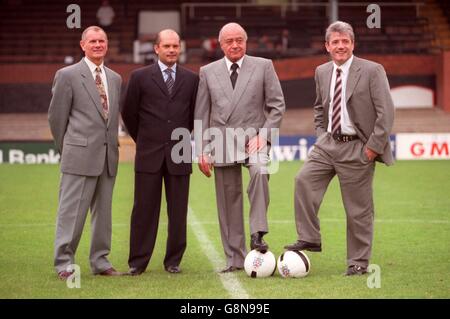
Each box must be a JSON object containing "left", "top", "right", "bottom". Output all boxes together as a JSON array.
[
  {"left": 95, "top": 67, "right": 109, "bottom": 119},
  {"left": 331, "top": 68, "right": 342, "bottom": 136}
]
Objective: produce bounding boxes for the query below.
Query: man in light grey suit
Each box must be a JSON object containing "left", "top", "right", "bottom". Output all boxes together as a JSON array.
[
  {"left": 284, "top": 21, "right": 394, "bottom": 276},
  {"left": 48, "top": 26, "right": 122, "bottom": 280},
  {"left": 195, "top": 22, "right": 285, "bottom": 273}
]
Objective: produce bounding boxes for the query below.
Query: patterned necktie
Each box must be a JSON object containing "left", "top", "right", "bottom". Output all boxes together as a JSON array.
[
  {"left": 230, "top": 63, "right": 238, "bottom": 89},
  {"left": 331, "top": 68, "right": 342, "bottom": 136},
  {"left": 164, "top": 68, "right": 174, "bottom": 95},
  {"left": 95, "top": 67, "right": 108, "bottom": 119}
]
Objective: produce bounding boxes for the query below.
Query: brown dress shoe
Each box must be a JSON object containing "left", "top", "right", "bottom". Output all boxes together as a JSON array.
[
  {"left": 98, "top": 267, "right": 122, "bottom": 276},
  {"left": 57, "top": 270, "right": 74, "bottom": 281},
  {"left": 165, "top": 265, "right": 181, "bottom": 274},
  {"left": 219, "top": 266, "right": 243, "bottom": 273}
]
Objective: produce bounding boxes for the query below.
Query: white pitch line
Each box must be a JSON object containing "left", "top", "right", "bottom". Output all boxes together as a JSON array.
[{"left": 187, "top": 206, "right": 250, "bottom": 299}]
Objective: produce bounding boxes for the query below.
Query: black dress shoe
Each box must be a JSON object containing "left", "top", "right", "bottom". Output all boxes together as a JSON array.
[
  {"left": 250, "top": 232, "right": 269, "bottom": 253},
  {"left": 126, "top": 267, "right": 145, "bottom": 276},
  {"left": 219, "top": 266, "right": 243, "bottom": 273},
  {"left": 284, "top": 240, "right": 322, "bottom": 252},
  {"left": 165, "top": 265, "right": 181, "bottom": 274},
  {"left": 344, "top": 265, "right": 367, "bottom": 276}
]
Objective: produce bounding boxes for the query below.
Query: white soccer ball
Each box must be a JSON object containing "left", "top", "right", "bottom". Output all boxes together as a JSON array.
[
  {"left": 244, "top": 249, "right": 276, "bottom": 278},
  {"left": 277, "top": 250, "right": 311, "bottom": 278}
]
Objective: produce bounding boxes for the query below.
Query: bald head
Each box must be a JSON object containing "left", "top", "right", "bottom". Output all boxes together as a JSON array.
[
  {"left": 154, "top": 29, "right": 181, "bottom": 67},
  {"left": 155, "top": 29, "right": 180, "bottom": 45}
]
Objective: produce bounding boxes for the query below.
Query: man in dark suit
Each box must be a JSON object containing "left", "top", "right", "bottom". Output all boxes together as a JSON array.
[
  {"left": 48, "top": 26, "right": 122, "bottom": 280},
  {"left": 121, "top": 29, "right": 199, "bottom": 275},
  {"left": 284, "top": 21, "right": 394, "bottom": 276}
]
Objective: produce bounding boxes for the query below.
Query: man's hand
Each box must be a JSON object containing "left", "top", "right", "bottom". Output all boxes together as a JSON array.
[
  {"left": 247, "top": 135, "right": 267, "bottom": 155},
  {"left": 198, "top": 154, "right": 213, "bottom": 177},
  {"left": 365, "top": 147, "right": 378, "bottom": 161}
]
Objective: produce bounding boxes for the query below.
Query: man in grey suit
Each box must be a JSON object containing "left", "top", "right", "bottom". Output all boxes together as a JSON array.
[
  {"left": 195, "top": 22, "right": 285, "bottom": 273},
  {"left": 284, "top": 21, "right": 394, "bottom": 276},
  {"left": 48, "top": 26, "right": 122, "bottom": 280}
]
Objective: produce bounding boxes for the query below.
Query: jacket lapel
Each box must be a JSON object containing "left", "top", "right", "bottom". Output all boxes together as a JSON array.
[
  {"left": 79, "top": 60, "right": 106, "bottom": 121},
  {"left": 151, "top": 64, "right": 170, "bottom": 96},
  {"left": 170, "top": 65, "right": 185, "bottom": 99},
  {"left": 224, "top": 56, "right": 255, "bottom": 123},
  {"left": 323, "top": 62, "right": 334, "bottom": 107},
  {"left": 104, "top": 66, "right": 115, "bottom": 127},
  {"left": 214, "top": 59, "right": 233, "bottom": 104},
  {"left": 346, "top": 56, "right": 361, "bottom": 103},
  {"left": 230, "top": 56, "right": 254, "bottom": 110}
]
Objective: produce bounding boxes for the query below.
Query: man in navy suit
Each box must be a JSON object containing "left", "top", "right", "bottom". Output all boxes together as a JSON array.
[{"left": 121, "top": 29, "right": 199, "bottom": 275}]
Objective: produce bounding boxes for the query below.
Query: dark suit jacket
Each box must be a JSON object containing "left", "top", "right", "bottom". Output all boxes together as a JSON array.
[{"left": 121, "top": 63, "right": 199, "bottom": 175}]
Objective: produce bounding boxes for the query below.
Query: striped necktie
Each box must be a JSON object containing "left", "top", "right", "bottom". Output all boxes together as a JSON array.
[
  {"left": 95, "top": 67, "right": 108, "bottom": 119},
  {"left": 331, "top": 68, "right": 342, "bottom": 136},
  {"left": 164, "top": 68, "right": 174, "bottom": 95}
]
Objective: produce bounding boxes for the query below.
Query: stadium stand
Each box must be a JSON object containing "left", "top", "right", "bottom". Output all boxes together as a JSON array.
[
  {"left": 0, "top": 0, "right": 442, "bottom": 63},
  {"left": 1, "top": 0, "right": 450, "bottom": 152}
]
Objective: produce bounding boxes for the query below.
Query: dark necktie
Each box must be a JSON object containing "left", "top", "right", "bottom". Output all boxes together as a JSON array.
[
  {"left": 164, "top": 68, "right": 174, "bottom": 95},
  {"left": 230, "top": 63, "right": 238, "bottom": 89},
  {"left": 331, "top": 68, "right": 342, "bottom": 136},
  {"left": 95, "top": 67, "right": 108, "bottom": 119}
]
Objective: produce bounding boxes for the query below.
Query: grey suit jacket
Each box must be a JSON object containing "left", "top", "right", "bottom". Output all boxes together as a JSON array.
[
  {"left": 194, "top": 55, "right": 285, "bottom": 166},
  {"left": 313, "top": 56, "right": 395, "bottom": 165},
  {"left": 48, "top": 59, "right": 122, "bottom": 176}
]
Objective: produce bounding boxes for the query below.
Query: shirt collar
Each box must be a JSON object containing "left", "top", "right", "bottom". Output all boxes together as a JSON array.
[
  {"left": 225, "top": 56, "right": 244, "bottom": 71},
  {"left": 333, "top": 55, "right": 353, "bottom": 75},
  {"left": 158, "top": 60, "right": 177, "bottom": 74},
  {"left": 84, "top": 57, "right": 104, "bottom": 74}
]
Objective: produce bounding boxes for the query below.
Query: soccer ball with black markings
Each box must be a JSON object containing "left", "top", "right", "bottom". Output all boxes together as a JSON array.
[
  {"left": 277, "top": 250, "right": 311, "bottom": 278},
  {"left": 244, "top": 249, "right": 277, "bottom": 278}
]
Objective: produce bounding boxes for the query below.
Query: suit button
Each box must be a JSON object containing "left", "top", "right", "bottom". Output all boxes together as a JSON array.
[{"left": 167, "top": 120, "right": 171, "bottom": 123}]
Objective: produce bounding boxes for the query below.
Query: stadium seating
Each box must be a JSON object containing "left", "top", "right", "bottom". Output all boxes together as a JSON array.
[{"left": 0, "top": 0, "right": 442, "bottom": 63}]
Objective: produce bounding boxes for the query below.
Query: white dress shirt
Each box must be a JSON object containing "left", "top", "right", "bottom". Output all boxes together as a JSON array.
[
  {"left": 327, "top": 55, "right": 356, "bottom": 135},
  {"left": 225, "top": 56, "right": 244, "bottom": 75},
  {"left": 158, "top": 60, "right": 177, "bottom": 82},
  {"left": 84, "top": 57, "right": 110, "bottom": 105}
]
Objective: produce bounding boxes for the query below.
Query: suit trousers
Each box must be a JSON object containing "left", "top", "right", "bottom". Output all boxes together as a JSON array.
[
  {"left": 214, "top": 152, "right": 270, "bottom": 268},
  {"left": 54, "top": 163, "right": 115, "bottom": 274},
  {"left": 128, "top": 162, "right": 190, "bottom": 270},
  {"left": 294, "top": 133, "right": 375, "bottom": 267}
]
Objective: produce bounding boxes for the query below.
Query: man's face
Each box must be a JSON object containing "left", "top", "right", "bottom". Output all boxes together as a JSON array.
[
  {"left": 220, "top": 28, "right": 246, "bottom": 62},
  {"left": 80, "top": 30, "right": 108, "bottom": 65},
  {"left": 154, "top": 32, "right": 180, "bottom": 67},
  {"left": 325, "top": 32, "right": 354, "bottom": 65}
]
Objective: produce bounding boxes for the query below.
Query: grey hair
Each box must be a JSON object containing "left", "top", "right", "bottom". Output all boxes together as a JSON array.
[
  {"left": 218, "top": 22, "right": 248, "bottom": 42},
  {"left": 325, "top": 21, "right": 354, "bottom": 43},
  {"left": 81, "top": 26, "right": 107, "bottom": 41}
]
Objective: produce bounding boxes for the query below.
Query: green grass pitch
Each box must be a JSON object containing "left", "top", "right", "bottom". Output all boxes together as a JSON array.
[{"left": 0, "top": 161, "right": 449, "bottom": 298}]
